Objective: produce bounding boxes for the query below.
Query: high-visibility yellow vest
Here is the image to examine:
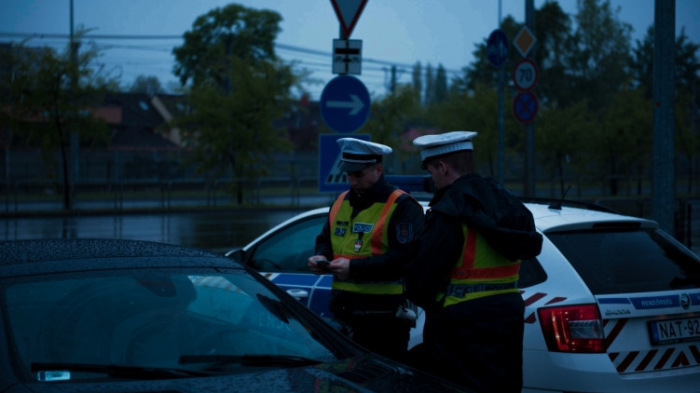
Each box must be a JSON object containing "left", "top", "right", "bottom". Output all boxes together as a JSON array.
[
  {"left": 329, "top": 189, "right": 406, "bottom": 295},
  {"left": 441, "top": 224, "right": 521, "bottom": 307}
]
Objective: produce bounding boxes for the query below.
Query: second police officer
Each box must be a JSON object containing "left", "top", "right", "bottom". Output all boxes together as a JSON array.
[{"left": 308, "top": 137, "right": 424, "bottom": 362}]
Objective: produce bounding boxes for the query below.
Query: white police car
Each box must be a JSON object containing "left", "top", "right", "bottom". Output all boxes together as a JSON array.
[{"left": 227, "top": 199, "right": 700, "bottom": 392}]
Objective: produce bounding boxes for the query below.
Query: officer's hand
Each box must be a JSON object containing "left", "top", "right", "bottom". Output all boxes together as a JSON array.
[
  {"left": 328, "top": 258, "right": 350, "bottom": 280},
  {"left": 308, "top": 255, "right": 330, "bottom": 275}
]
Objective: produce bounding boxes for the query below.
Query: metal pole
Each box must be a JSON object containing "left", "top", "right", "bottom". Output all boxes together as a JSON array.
[
  {"left": 497, "top": 0, "right": 505, "bottom": 184},
  {"left": 523, "top": 0, "right": 535, "bottom": 197},
  {"left": 68, "top": 0, "right": 78, "bottom": 210},
  {"left": 652, "top": 0, "right": 676, "bottom": 234}
]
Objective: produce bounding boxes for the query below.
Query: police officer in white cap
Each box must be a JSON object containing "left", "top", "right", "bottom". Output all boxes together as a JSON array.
[
  {"left": 308, "top": 137, "right": 424, "bottom": 362},
  {"left": 405, "top": 131, "right": 542, "bottom": 392}
]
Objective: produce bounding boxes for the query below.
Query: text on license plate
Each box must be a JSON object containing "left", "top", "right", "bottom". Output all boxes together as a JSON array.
[{"left": 648, "top": 317, "right": 700, "bottom": 345}]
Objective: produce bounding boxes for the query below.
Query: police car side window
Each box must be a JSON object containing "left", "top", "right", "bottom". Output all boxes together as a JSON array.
[{"left": 251, "top": 216, "right": 327, "bottom": 273}]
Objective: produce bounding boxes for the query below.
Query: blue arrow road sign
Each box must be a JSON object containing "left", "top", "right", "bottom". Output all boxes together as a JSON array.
[
  {"left": 513, "top": 91, "right": 538, "bottom": 124},
  {"left": 487, "top": 29, "right": 509, "bottom": 68},
  {"left": 318, "top": 133, "right": 370, "bottom": 193},
  {"left": 320, "top": 75, "right": 370, "bottom": 133}
]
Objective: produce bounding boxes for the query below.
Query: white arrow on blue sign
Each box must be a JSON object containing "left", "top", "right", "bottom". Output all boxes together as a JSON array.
[
  {"left": 487, "top": 29, "right": 509, "bottom": 68},
  {"left": 320, "top": 75, "right": 371, "bottom": 133}
]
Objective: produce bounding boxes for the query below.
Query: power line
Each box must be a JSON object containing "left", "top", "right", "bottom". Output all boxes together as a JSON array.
[
  {"left": 0, "top": 31, "right": 464, "bottom": 73},
  {"left": 0, "top": 31, "right": 465, "bottom": 96}
]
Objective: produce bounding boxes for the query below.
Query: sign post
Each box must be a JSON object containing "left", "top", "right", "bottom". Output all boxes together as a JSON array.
[
  {"left": 320, "top": 1, "right": 370, "bottom": 194},
  {"left": 488, "top": 28, "right": 509, "bottom": 184}
]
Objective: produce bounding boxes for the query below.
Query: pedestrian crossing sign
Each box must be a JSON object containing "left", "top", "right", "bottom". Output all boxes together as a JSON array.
[{"left": 318, "top": 133, "right": 370, "bottom": 193}]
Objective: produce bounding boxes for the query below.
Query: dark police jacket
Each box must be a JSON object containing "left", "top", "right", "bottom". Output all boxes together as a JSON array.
[{"left": 405, "top": 173, "right": 543, "bottom": 311}]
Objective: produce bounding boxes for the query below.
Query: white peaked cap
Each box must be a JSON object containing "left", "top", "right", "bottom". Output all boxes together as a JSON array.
[
  {"left": 337, "top": 138, "right": 392, "bottom": 172},
  {"left": 412, "top": 131, "right": 478, "bottom": 162}
]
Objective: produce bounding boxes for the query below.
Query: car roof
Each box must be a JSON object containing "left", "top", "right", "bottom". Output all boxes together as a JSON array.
[
  {"left": 247, "top": 198, "right": 657, "bottom": 244},
  {"left": 523, "top": 202, "right": 657, "bottom": 232}
]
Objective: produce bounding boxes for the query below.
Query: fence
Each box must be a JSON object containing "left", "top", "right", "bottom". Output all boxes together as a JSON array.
[{"left": 2, "top": 147, "right": 699, "bottom": 208}]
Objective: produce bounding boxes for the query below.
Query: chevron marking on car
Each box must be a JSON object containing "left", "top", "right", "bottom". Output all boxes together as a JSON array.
[
  {"left": 608, "top": 344, "right": 700, "bottom": 374},
  {"left": 602, "top": 318, "right": 628, "bottom": 348},
  {"left": 521, "top": 292, "right": 567, "bottom": 324}
]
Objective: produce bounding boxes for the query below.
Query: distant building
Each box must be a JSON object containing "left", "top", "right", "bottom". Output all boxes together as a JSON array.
[{"left": 102, "top": 93, "right": 178, "bottom": 150}]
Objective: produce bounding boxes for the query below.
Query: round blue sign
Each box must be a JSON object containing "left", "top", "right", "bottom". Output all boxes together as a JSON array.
[
  {"left": 513, "top": 91, "right": 538, "bottom": 124},
  {"left": 487, "top": 29, "right": 509, "bottom": 68},
  {"left": 320, "top": 76, "right": 371, "bottom": 133}
]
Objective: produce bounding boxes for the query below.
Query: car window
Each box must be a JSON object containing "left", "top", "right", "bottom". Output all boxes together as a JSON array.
[
  {"left": 546, "top": 227, "right": 700, "bottom": 294},
  {"left": 250, "top": 215, "right": 327, "bottom": 273}
]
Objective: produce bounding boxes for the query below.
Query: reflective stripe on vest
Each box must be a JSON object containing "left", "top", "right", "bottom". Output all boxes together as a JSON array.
[
  {"left": 441, "top": 225, "right": 521, "bottom": 306},
  {"left": 328, "top": 189, "right": 406, "bottom": 295}
]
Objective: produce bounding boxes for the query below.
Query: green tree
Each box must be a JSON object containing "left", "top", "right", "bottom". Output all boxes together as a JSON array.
[
  {"left": 673, "top": 29, "right": 700, "bottom": 193},
  {"left": 556, "top": 0, "right": 636, "bottom": 195},
  {"left": 363, "top": 84, "right": 422, "bottom": 172},
  {"left": 424, "top": 63, "right": 435, "bottom": 106},
  {"left": 431, "top": 82, "right": 509, "bottom": 177},
  {"left": 173, "top": 4, "right": 281, "bottom": 87},
  {"left": 536, "top": 101, "right": 591, "bottom": 197},
  {"left": 411, "top": 61, "right": 422, "bottom": 102},
  {"left": 531, "top": 1, "right": 572, "bottom": 108},
  {"left": 629, "top": 24, "right": 700, "bottom": 194},
  {"left": 1, "top": 38, "right": 114, "bottom": 210},
  {"left": 171, "top": 4, "right": 299, "bottom": 204},
  {"left": 434, "top": 64, "right": 448, "bottom": 104},
  {"left": 565, "top": 0, "right": 633, "bottom": 111},
  {"left": 594, "top": 88, "right": 653, "bottom": 195},
  {"left": 129, "top": 75, "right": 163, "bottom": 95},
  {"left": 452, "top": 15, "right": 521, "bottom": 93},
  {"left": 630, "top": 26, "right": 655, "bottom": 98}
]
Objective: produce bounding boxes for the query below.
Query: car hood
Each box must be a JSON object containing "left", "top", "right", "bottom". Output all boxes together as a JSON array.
[{"left": 12, "top": 354, "right": 469, "bottom": 393}]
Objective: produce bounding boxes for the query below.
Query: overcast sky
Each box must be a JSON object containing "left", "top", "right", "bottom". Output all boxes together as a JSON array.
[{"left": 1, "top": 0, "right": 698, "bottom": 99}]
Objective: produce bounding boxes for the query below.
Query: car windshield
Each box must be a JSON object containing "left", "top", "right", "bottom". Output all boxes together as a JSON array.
[
  {"left": 4, "top": 267, "right": 338, "bottom": 381},
  {"left": 547, "top": 227, "right": 700, "bottom": 294}
]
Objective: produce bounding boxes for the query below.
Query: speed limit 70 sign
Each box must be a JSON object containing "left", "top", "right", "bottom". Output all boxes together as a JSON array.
[{"left": 512, "top": 58, "right": 538, "bottom": 91}]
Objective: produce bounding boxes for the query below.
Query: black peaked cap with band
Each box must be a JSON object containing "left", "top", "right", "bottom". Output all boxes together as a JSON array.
[{"left": 337, "top": 138, "right": 393, "bottom": 173}]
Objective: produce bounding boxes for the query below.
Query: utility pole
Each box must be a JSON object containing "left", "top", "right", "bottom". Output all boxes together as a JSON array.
[
  {"left": 497, "top": 0, "right": 505, "bottom": 184},
  {"left": 652, "top": 0, "right": 676, "bottom": 234},
  {"left": 67, "top": 0, "right": 80, "bottom": 211},
  {"left": 523, "top": 0, "right": 535, "bottom": 197}
]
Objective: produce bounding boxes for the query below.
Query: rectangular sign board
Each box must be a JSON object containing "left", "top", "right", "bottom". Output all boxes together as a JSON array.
[
  {"left": 318, "top": 133, "right": 370, "bottom": 192},
  {"left": 333, "top": 39, "right": 362, "bottom": 75}
]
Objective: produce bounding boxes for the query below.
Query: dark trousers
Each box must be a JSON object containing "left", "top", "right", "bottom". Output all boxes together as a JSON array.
[
  {"left": 408, "top": 293, "right": 525, "bottom": 393},
  {"left": 337, "top": 312, "right": 412, "bottom": 362}
]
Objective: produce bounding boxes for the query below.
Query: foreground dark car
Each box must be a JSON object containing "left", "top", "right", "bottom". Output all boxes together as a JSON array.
[{"left": 0, "top": 239, "right": 468, "bottom": 393}]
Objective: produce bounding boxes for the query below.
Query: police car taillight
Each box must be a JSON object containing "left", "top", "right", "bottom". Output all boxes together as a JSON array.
[{"left": 538, "top": 304, "right": 605, "bottom": 353}]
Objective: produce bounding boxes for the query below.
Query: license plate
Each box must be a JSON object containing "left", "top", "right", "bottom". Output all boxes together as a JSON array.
[{"left": 648, "top": 317, "right": 700, "bottom": 345}]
